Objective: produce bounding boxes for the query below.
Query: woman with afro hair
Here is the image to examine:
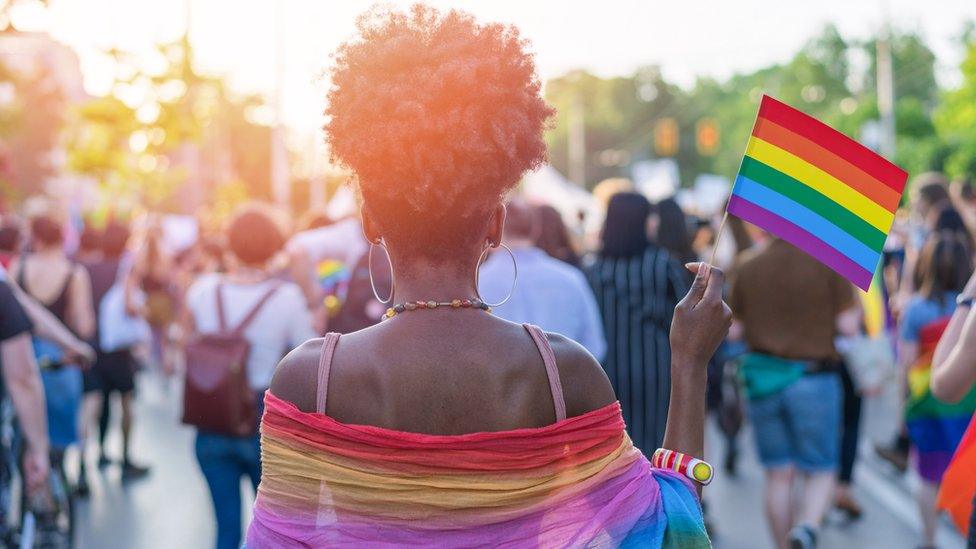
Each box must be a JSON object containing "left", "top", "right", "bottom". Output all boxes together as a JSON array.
[{"left": 246, "top": 5, "right": 727, "bottom": 547}]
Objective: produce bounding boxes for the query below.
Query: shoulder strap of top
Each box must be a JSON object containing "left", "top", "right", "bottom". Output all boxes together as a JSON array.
[
  {"left": 316, "top": 333, "right": 341, "bottom": 415},
  {"left": 16, "top": 255, "right": 26, "bottom": 289},
  {"left": 17, "top": 256, "right": 73, "bottom": 311},
  {"left": 54, "top": 262, "right": 76, "bottom": 304},
  {"left": 523, "top": 324, "right": 567, "bottom": 422}
]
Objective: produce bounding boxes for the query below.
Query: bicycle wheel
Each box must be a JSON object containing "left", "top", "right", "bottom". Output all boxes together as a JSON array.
[{"left": 20, "top": 449, "right": 73, "bottom": 549}]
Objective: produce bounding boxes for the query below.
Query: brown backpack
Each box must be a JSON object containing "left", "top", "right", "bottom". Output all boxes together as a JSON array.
[{"left": 182, "top": 282, "right": 281, "bottom": 436}]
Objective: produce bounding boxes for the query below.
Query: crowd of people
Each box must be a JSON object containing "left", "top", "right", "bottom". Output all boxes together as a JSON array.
[
  {"left": 2, "top": 176, "right": 976, "bottom": 548},
  {"left": 0, "top": 5, "right": 975, "bottom": 549},
  {"left": 0, "top": 181, "right": 724, "bottom": 547}
]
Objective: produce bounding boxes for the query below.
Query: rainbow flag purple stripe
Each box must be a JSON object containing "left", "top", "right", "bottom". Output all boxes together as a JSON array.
[{"left": 728, "top": 95, "right": 908, "bottom": 290}]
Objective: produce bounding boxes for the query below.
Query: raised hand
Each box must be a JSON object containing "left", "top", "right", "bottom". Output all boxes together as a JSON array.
[
  {"left": 662, "top": 262, "right": 733, "bottom": 475},
  {"left": 670, "top": 262, "right": 733, "bottom": 370}
]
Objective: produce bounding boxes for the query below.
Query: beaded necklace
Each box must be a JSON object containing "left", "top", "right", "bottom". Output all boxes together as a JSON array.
[{"left": 383, "top": 298, "right": 492, "bottom": 320}]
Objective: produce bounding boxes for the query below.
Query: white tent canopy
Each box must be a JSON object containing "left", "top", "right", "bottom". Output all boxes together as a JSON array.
[{"left": 520, "top": 165, "right": 602, "bottom": 235}]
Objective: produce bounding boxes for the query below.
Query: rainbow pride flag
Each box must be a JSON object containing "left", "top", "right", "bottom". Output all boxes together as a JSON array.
[
  {"left": 728, "top": 95, "right": 908, "bottom": 290},
  {"left": 938, "top": 416, "right": 976, "bottom": 536},
  {"left": 860, "top": 269, "right": 893, "bottom": 338},
  {"left": 316, "top": 259, "right": 350, "bottom": 315},
  {"left": 246, "top": 393, "right": 709, "bottom": 547},
  {"left": 905, "top": 317, "right": 976, "bottom": 483}
]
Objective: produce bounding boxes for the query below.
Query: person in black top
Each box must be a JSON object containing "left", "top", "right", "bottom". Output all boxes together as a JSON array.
[
  {"left": 76, "top": 221, "right": 150, "bottom": 486},
  {"left": 10, "top": 214, "right": 96, "bottom": 498},
  {"left": 75, "top": 225, "right": 107, "bottom": 402},
  {"left": 586, "top": 193, "right": 690, "bottom": 453},
  {"left": 0, "top": 279, "right": 51, "bottom": 529},
  {"left": 653, "top": 197, "right": 698, "bottom": 271},
  {"left": 76, "top": 223, "right": 118, "bottom": 492}
]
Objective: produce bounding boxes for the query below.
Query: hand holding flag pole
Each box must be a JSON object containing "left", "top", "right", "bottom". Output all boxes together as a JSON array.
[{"left": 709, "top": 95, "right": 908, "bottom": 290}]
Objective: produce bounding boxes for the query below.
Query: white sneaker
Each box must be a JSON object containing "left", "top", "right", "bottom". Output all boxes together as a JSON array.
[{"left": 787, "top": 524, "right": 817, "bottom": 549}]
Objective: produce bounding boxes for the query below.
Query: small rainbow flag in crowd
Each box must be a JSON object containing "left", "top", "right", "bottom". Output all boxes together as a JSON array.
[
  {"left": 728, "top": 95, "right": 908, "bottom": 290},
  {"left": 938, "top": 416, "right": 976, "bottom": 536},
  {"left": 316, "top": 259, "right": 349, "bottom": 293},
  {"left": 316, "top": 259, "right": 350, "bottom": 315},
  {"left": 859, "top": 269, "right": 893, "bottom": 338}
]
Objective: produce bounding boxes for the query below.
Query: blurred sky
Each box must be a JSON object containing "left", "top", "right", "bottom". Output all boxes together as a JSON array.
[{"left": 10, "top": 0, "right": 976, "bottom": 134}]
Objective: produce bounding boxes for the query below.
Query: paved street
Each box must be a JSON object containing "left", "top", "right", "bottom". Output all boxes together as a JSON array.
[
  {"left": 74, "top": 373, "right": 966, "bottom": 548},
  {"left": 706, "top": 383, "right": 965, "bottom": 549},
  {"left": 73, "top": 373, "right": 233, "bottom": 548}
]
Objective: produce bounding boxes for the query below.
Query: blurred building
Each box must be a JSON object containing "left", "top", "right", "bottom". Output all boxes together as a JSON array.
[{"left": 522, "top": 164, "right": 602, "bottom": 236}]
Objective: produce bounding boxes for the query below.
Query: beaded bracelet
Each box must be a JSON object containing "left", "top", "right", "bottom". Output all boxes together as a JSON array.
[{"left": 651, "top": 448, "right": 714, "bottom": 486}]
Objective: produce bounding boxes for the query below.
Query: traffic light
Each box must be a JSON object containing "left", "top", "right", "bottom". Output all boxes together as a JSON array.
[
  {"left": 696, "top": 118, "right": 720, "bottom": 156},
  {"left": 653, "top": 118, "right": 679, "bottom": 157}
]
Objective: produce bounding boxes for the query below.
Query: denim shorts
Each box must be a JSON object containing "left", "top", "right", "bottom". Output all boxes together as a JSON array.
[
  {"left": 747, "top": 372, "right": 841, "bottom": 472},
  {"left": 41, "top": 367, "right": 82, "bottom": 450}
]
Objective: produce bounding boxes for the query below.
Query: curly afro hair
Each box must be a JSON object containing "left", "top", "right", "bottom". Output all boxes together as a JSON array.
[{"left": 325, "top": 4, "right": 553, "bottom": 260}]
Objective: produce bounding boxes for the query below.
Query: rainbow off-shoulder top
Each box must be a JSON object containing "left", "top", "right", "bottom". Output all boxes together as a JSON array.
[{"left": 246, "top": 326, "right": 710, "bottom": 548}]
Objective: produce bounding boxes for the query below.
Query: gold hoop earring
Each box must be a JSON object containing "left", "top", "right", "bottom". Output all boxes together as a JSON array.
[
  {"left": 368, "top": 240, "right": 395, "bottom": 304},
  {"left": 475, "top": 242, "right": 518, "bottom": 307}
]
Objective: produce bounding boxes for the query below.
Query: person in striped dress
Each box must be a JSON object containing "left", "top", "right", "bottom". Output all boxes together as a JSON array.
[{"left": 586, "top": 192, "right": 690, "bottom": 454}]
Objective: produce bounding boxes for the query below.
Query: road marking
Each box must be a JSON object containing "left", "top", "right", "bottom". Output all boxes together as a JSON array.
[{"left": 857, "top": 452, "right": 965, "bottom": 548}]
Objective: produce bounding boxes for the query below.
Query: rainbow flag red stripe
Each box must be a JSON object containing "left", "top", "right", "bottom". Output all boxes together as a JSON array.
[{"left": 728, "top": 95, "right": 908, "bottom": 290}]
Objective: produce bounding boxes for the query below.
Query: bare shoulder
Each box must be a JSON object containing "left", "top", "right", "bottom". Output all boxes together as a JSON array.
[
  {"left": 545, "top": 332, "right": 616, "bottom": 417},
  {"left": 269, "top": 338, "right": 325, "bottom": 413},
  {"left": 71, "top": 263, "right": 91, "bottom": 285}
]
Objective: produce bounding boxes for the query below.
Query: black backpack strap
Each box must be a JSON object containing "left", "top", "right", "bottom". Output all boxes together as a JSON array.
[{"left": 230, "top": 282, "right": 283, "bottom": 336}]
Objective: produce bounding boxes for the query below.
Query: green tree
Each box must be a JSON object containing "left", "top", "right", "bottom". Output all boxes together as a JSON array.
[
  {"left": 934, "top": 40, "right": 976, "bottom": 179},
  {"left": 542, "top": 24, "right": 948, "bottom": 192},
  {"left": 862, "top": 31, "right": 939, "bottom": 106},
  {"left": 682, "top": 25, "right": 854, "bottom": 182},
  {"left": 545, "top": 67, "right": 683, "bottom": 187},
  {"left": 65, "top": 37, "right": 273, "bottom": 212}
]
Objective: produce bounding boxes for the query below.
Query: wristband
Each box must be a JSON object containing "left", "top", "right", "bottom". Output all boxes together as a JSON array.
[{"left": 651, "top": 448, "right": 714, "bottom": 486}]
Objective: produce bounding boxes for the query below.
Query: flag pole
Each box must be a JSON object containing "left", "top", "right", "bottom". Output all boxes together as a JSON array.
[{"left": 707, "top": 211, "right": 729, "bottom": 266}]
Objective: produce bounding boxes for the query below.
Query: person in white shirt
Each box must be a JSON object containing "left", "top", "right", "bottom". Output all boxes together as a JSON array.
[
  {"left": 479, "top": 200, "right": 606, "bottom": 360},
  {"left": 286, "top": 217, "right": 367, "bottom": 307},
  {"left": 181, "top": 204, "right": 316, "bottom": 549}
]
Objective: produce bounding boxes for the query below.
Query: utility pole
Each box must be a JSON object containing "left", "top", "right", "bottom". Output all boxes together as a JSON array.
[
  {"left": 876, "top": 3, "right": 896, "bottom": 159},
  {"left": 568, "top": 92, "right": 586, "bottom": 187},
  {"left": 270, "top": 1, "right": 290, "bottom": 210}
]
